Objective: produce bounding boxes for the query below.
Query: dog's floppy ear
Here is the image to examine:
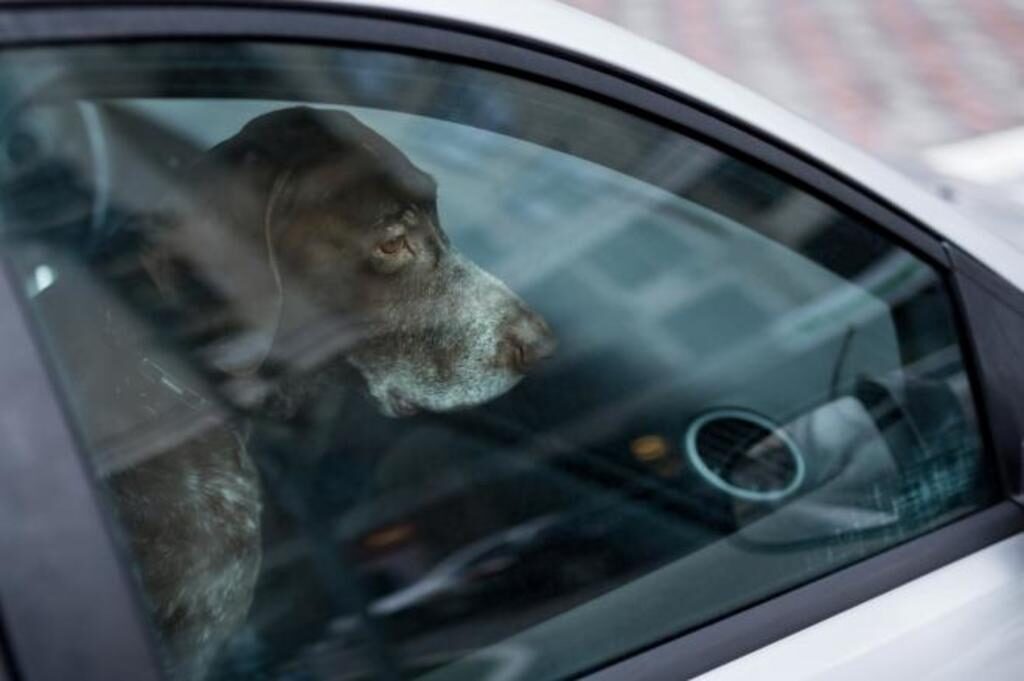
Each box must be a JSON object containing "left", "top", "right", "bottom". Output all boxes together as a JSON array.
[
  {"left": 249, "top": 163, "right": 295, "bottom": 373},
  {"left": 215, "top": 144, "right": 299, "bottom": 376},
  {"left": 147, "top": 123, "right": 305, "bottom": 377}
]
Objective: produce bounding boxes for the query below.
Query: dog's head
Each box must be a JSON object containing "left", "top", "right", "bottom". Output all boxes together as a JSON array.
[{"left": 180, "top": 106, "right": 555, "bottom": 417}]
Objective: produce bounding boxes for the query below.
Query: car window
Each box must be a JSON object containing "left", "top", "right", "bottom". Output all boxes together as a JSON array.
[{"left": 0, "top": 42, "right": 996, "bottom": 681}]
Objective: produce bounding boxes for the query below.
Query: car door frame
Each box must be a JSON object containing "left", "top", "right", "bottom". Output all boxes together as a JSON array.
[
  {"left": 0, "top": 3, "right": 1022, "bottom": 680},
  {"left": 0, "top": 257, "right": 164, "bottom": 681}
]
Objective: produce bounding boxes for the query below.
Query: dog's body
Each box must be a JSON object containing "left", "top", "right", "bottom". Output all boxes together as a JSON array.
[
  {"left": 106, "top": 107, "right": 555, "bottom": 679},
  {"left": 110, "top": 425, "right": 261, "bottom": 680}
]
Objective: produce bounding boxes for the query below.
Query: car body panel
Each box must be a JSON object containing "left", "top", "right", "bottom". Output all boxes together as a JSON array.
[{"left": 694, "top": 532, "right": 1024, "bottom": 681}]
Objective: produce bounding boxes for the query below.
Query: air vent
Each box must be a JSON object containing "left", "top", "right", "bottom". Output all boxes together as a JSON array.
[{"left": 684, "top": 409, "right": 805, "bottom": 502}]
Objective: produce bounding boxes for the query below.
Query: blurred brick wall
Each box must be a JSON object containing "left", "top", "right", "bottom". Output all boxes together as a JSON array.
[{"left": 559, "top": 0, "right": 1024, "bottom": 160}]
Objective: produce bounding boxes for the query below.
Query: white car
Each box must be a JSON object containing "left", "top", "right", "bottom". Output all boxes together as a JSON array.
[{"left": 1, "top": 2, "right": 1022, "bottom": 681}]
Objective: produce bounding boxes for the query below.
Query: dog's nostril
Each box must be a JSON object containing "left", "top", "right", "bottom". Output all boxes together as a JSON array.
[
  {"left": 503, "top": 337, "right": 531, "bottom": 373},
  {"left": 501, "top": 310, "right": 557, "bottom": 373}
]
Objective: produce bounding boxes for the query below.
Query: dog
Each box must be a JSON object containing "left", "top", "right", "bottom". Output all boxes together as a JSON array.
[{"left": 101, "top": 106, "right": 556, "bottom": 679}]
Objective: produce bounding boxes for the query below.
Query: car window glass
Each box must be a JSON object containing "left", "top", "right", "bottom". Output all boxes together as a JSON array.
[{"left": 0, "top": 43, "right": 996, "bottom": 681}]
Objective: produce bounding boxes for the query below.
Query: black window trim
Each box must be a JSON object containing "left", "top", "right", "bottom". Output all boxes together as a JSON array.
[
  {"left": 948, "top": 246, "right": 1024, "bottom": 505},
  {"left": 0, "top": 4, "right": 1019, "bottom": 681},
  {"left": 0, "top": 617, "right": 15, "bottom": 681}
]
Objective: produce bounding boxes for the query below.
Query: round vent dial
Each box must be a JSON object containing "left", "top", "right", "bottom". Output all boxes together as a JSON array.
[{"left": 684, "top": 409, "right": 805, "bottom": 502}]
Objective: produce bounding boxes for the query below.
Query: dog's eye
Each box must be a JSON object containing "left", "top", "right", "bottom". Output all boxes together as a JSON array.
[{"left": 377, "top": 236, "right": 407, "bottom": 256}]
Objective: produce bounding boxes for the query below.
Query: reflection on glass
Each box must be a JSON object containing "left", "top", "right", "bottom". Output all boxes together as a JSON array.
[{"left": 0, "top": 43, "right": 994, "bottom": 681}]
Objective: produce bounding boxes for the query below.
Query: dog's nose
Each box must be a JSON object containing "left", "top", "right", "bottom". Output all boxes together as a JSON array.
[{"left": 499, "top": 307, "right": 557, "bottom": 374}]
